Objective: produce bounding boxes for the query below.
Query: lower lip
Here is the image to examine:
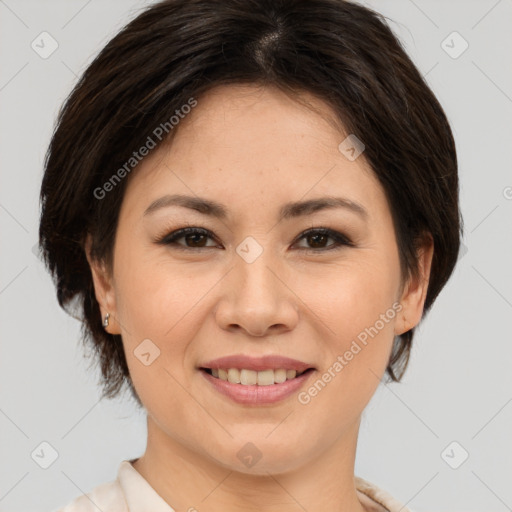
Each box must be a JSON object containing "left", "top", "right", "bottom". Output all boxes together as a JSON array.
[{"left": 200, "top": 369, "right": 315, "bottom": 405}]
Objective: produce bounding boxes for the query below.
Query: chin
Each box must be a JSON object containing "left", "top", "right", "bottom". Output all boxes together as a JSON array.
[{"left": 206, "top": 434, "right": 312, "bottom": 476}]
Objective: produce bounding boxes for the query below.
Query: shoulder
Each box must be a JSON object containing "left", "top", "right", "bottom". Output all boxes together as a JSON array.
[
  {"left": 52, "top": 479, "right": 128, "bottom": 512},
  {"left": 355, "top": 476, "right": 413, "bottom": 512}
]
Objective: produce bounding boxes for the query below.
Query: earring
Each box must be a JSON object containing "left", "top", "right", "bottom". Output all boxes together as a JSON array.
[{"left": 102, "top": 312, "right": 110, "bottom": 328}]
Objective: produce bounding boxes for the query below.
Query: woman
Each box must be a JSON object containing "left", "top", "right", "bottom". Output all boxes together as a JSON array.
[{"left": 39, "top": 0, "right": 462, "bottom": 510}]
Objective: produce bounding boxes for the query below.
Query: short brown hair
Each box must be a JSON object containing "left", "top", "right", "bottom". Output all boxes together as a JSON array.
[{"left": 38, "top": 0, "right": 463, "bottom": 404}]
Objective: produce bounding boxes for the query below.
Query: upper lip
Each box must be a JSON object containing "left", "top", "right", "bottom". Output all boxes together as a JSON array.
[{"left": 200, "top": 355, "right": 315, "bottom": 373}]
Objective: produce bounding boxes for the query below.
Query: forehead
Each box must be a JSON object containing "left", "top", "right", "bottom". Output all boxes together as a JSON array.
[
  {"left": 173, "top": 83, "right": 346, "bottom": 148},
  {"left": 121, "top": 83, "right": 386, "bottom": 222}
]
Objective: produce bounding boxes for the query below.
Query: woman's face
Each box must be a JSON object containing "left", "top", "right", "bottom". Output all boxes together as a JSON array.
[{"left": 89, "top": 84, "right": 432, "bottom": 474}]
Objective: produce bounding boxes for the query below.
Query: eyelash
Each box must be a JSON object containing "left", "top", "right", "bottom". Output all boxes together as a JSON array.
[{"left": 155, "top": 226, "right": 355, "bottom": 252}]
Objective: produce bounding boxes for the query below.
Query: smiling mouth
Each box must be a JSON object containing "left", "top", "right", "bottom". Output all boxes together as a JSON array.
[{"left": 200, "top": 367, "right": 315, "bottom": 386}]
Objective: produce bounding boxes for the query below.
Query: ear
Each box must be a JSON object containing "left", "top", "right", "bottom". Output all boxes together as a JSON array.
[
  {"left": 395, "top": 233, "right": 434, "bottom": 336},
  {"left": 84, "top": 234, "right": 122, "bottom": 335}
]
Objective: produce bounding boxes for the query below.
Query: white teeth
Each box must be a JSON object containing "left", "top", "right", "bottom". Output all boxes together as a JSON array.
[
  {"left": 286, "top": 369, "right": 297, "bottom": 380},
  {"left": 210, "top": 368, "right": 305, "bottom": 385},
  {"left": 257, "top": 369, "right": 274, "bottom": 386},
  {"left": 227, "top": 368, "right": 240, "bottom": 383},
  {"left": 274, "top": 368, "right": 287, "bottom": 383},
  {"left": 240, "top": 369, "right": 257, "bottom": 385}
]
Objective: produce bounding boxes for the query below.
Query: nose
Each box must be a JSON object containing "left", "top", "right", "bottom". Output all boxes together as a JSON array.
[{"left": 214, "top": 248, "right": 300, "bottom": 337}]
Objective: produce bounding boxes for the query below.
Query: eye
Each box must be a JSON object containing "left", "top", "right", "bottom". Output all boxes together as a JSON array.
[
  {"left": 156, "top": 226, "right": 354, "bottom": 252},
  {"left": 156, "top": 227, "right": 219, "bottom": 249},
  {"left": 292, "top": 227, "right": 354, "bottom": 251}
]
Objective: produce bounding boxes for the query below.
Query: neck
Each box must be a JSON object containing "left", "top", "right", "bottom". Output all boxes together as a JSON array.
[{"left": 132, "top": 415, "right": 369, "bottom": 512}]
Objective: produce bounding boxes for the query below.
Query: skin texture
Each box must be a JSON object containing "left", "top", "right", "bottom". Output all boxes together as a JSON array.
[{"left": 86, "top": 84, "right": 433, "bottom": 512}]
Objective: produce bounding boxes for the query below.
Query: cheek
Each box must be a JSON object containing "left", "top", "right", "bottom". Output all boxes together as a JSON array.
[
  {"left": 112, "top": 246, "right": 205, "bottom": 375},
  {"left": 292, "top": 265, "right": 401, "bottom": 442},
  {"left": 115, "top": 242, "right": 206, "bottom": 334},
  {"left": 307, "top": 257, "right": 400, "bottom": 390},
  {"left": 337, "top": 270, "right": 398, "bottom": 336},
  {"left": 113, "top": 256, "right": 202, "bottom": 416},
  {"left": 307, "top": 253, "right": 400, "bottom": 336}
]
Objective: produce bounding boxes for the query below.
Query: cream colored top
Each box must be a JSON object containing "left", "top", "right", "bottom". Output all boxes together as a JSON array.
[{"left": 54, "top": 460, "right": 412, "bottom": 512}]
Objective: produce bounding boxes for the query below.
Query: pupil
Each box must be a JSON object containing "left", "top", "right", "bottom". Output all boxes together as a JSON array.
[
  {"left": 309, "top": 234, "right": 326, "bottom": 248},
  {"left": 187, "top": 234, "right": 206, "bottom": 247}
]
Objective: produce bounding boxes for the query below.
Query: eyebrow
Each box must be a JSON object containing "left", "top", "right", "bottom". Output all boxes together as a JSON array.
[{"left": 143, "top": 194, "right": 368, "bottom": 221}]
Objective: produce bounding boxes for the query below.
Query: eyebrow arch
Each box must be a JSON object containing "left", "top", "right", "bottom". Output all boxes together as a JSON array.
[{"left": 143, "top": 194, "right": 368, "bottom": 221}]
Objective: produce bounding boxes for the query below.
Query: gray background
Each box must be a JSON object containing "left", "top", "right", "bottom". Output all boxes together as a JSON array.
[{"left": 1, "top": 0, "right": 511, "bottom": 511}]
